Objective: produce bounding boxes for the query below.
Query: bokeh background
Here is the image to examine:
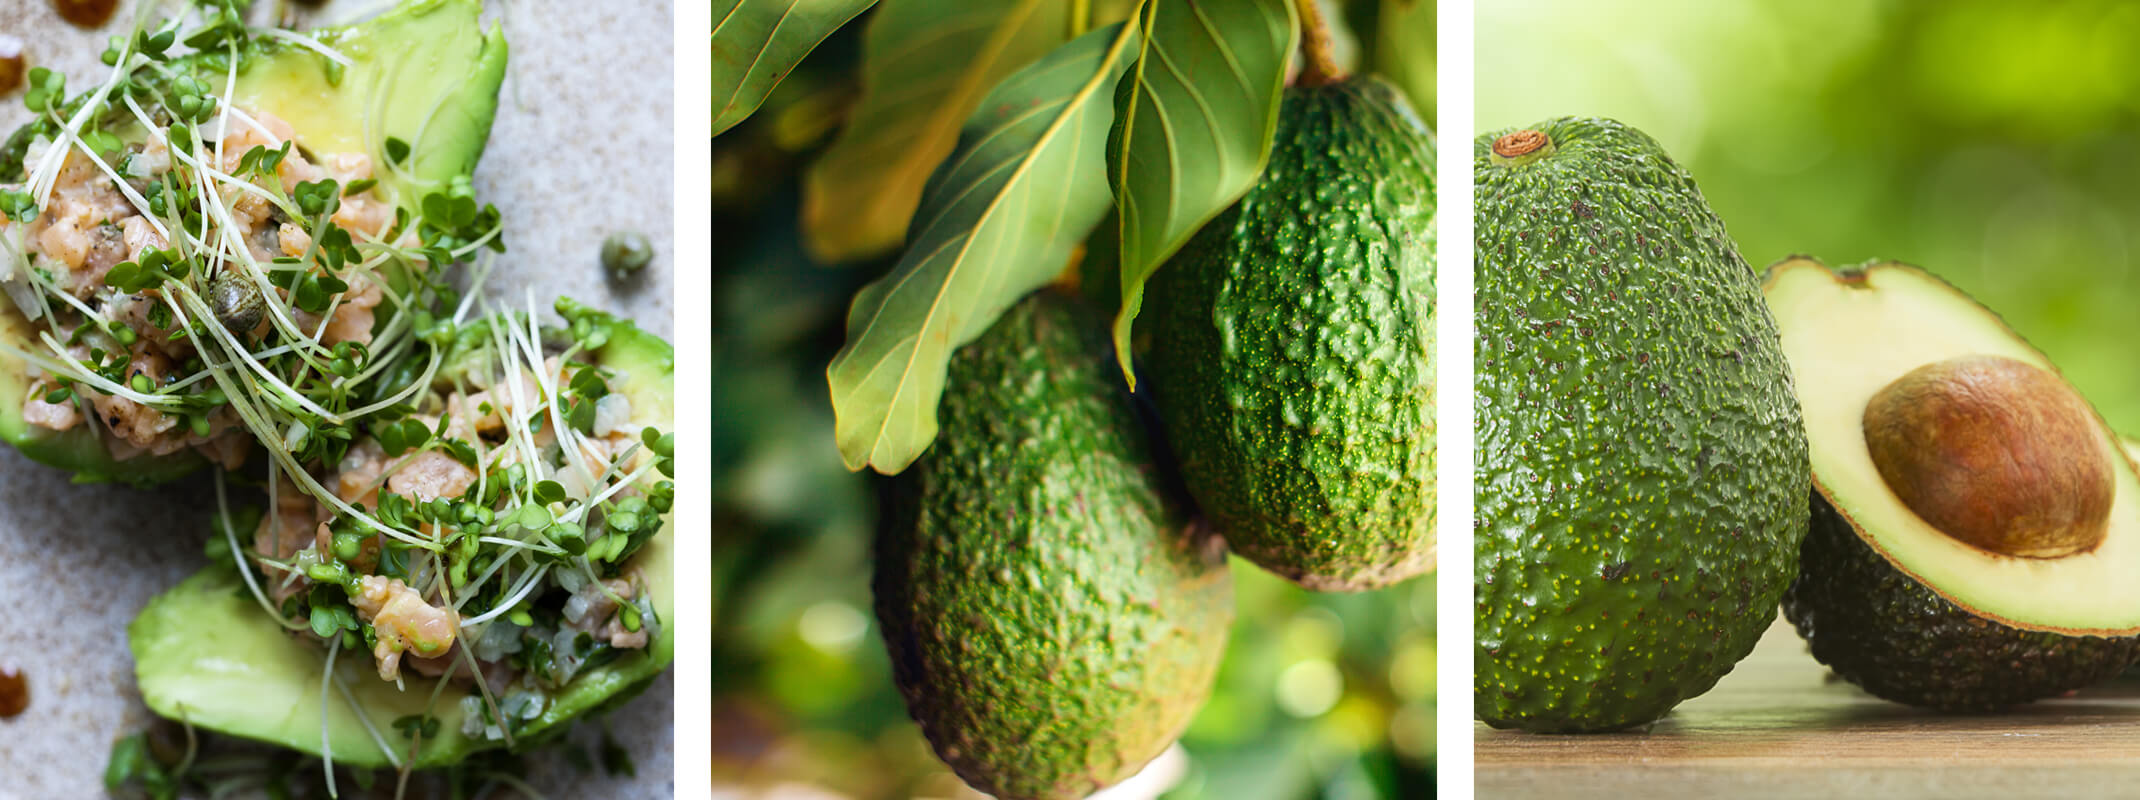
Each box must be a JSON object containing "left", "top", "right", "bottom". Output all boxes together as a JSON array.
[
  {"left": 712, "top": 3, "right": 1436, "bottom": 798},
  {"left": 1481, "top": 0, "right": 2140, "bottom": 430}
]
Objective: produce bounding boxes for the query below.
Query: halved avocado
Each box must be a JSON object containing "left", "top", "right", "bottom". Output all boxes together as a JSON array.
[
  {"left": 1766, "top": 257, "right": 2140, "bottom": 708},
  {"left": 127, "top": 319, "right": 673, "bottom": 769},
  {"left": 0, "top": 0, "right": 507, "bottom": 486}
]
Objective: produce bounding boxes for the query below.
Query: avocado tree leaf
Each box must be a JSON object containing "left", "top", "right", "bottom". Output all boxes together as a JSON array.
[
  {"left": 712, "top": 0, "right": 879, "bottom": 137},
  {"left": 1106, "top": 0, "right": 1297, "bottom": 387},
  {"left": 800, "top": 0, "right": 1075, "bottom": 263},
  {"left": 827, "top": 22, "right": 1142, "bottom": 474}
]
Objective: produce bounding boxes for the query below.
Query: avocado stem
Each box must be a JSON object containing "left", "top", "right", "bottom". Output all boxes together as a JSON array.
[{"left": 1293, "top": 0, "right": 1344, "bottom": 87}]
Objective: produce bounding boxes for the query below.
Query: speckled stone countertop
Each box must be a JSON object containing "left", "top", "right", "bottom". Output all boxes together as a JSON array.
[{"left": 0, "top": 1, "right": 675, "bottom": 796}]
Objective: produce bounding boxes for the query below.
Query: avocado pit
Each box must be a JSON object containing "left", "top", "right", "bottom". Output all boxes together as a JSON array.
[{"left": 1862, "top": 354, "right": 2112, "bottom": 558}]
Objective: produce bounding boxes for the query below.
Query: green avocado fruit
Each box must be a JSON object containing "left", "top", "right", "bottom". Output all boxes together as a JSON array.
[
  {"left": 875, "top": 291, "right": 1234, "bottom": 800},
  {"left": 1143, "top": 76, "right": 1435, "bottom": 592},
  {"left": 0, "top": 0, "right": 507, "bottom": 487},
  {"left": 1472, "top": 117, "right": 1810, "bottom": 733},
  {"left": 128, "top": 312, "right": 672, "bottom": 769},
  {"left": 1766, "top": 258, "right": 2140, "bottom": 709}
]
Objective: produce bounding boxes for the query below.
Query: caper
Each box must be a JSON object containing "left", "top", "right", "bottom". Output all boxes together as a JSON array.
[
  {"left": 210, "top": 269, "right": 265, "bottom": 335},
  {"left": 600, "top": 231, "right": 653, "bottom": 276}
]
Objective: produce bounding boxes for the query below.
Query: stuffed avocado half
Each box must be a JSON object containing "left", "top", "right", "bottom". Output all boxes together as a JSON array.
[
  {"left": 0, "top": 0, "right": 507, "bottom": 486},
  {"left": 131, "top": 302, "right": 675, "bottom": 769}
]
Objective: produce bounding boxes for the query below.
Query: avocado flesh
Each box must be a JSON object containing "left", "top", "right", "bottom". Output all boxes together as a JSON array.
[
  {"left": 0, "top": 0, "right": 507, "bottom": 486},
  {"left": 1763, "top": 258, "right": 2140, "bottom": 635},
  {"left": 876, "top": 291, "right": 1234, "bottom": 800},
  {"left": 129, "top": 322, "right": 673, "bottom": 769},
  {"left": 1144, "top": 76, "right": 1435, "bottom": 592},
  {"left": 1472, "top": 117, "right": 1810, "bottom": 733},
  {"left": 227, "top": 0, "right": 507, "bottom": 211}
]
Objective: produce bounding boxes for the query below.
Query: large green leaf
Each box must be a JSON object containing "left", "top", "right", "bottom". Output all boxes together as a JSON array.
[
  {"left": 1106, "top": 0, "right": 1297, "bottom": 386},
  {"left": 800, "top": 0, "right": 1074, "bottom": 263},
  {"left": 713, "top": 0, "right": 879, "bottom": 136},
  {"left": 827, "top": 22, "right": 1141, "bottom": 473}
]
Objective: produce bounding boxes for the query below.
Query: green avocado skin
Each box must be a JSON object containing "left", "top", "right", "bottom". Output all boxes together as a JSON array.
[
  {"left": 1143, "top": 76, "right": 1435, "bottom": 592},
  {"left": 876, "top": 291, "right": 1233, "bottom": 800},
  {"left": 1472, "top": 117, "right": 1810, "bottom": 733},
  {"left": 1784, "top": 495, "right": 2139, "bottom": 710}
]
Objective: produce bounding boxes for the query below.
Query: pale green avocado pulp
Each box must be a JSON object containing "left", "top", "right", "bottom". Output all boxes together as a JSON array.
[
  {"left": 0, "top": 0, "right": 507, "bottom": 486},
  {"left": 129, "top": 323, "right": 674, "bottom": 769},
  {"left": 1765, "top": 258, "right": 2140, "bottom": 635},
  {"left": 226, "top": 0, "right": 508, "bottom": 211}
]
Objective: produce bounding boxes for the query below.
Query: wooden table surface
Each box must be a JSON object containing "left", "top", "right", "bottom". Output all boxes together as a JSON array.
[{"left": 1476, "top": 618, "right": 2140, "bottom": 799}]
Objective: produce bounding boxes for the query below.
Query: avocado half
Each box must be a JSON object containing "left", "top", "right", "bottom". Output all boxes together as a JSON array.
[
  {"left": 1765, "top": 258, "right": 2140, "bottom": 708},
  {"left": 127, "top": 322, "right": 673, "bottom": 769},
  {"left": 0, "top": 0, "right": 507, "bottom": 486}
]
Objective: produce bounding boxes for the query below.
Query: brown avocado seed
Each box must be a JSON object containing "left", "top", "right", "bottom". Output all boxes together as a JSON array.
[{"left": 1862, "top": 354, "right": 2113, "bottom": 558}]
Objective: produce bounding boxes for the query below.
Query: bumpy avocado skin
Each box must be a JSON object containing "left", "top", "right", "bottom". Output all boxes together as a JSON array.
[
  {"left": 1784, "top": 495, "right": 2139, "bottom": 710},
  {"left": 1143, "top": 76, "right": 1435, "bottom": 592},
  {"left": 1472, "top": 117, "right": 1810, "bottom": 732},
  {"left": 876, "top": 291, "right": 1233, "bottom": 800}
]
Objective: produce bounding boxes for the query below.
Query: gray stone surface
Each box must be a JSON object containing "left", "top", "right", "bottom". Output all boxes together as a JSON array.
[{"left": 0, "top": 1, "right": 675, "bottom": 795}]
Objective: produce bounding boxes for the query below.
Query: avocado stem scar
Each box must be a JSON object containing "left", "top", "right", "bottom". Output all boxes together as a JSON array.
[{"left": 1494, "top": 130, "right": 1549, "bottom": 158}]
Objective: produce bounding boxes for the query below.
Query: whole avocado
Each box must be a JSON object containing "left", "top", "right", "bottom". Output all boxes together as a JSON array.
[
  {"left": 1472, "top": 117, "right": 1809, "bottom": 732},
  {"left": 1786, "top": 496, "right": 2140, "bottom": 709},
  {"left": 1144, "top": 76, "right": 1435, "bottom": 592},
  {"left": 875, "top": 291, "right": 1234, "bottom": 800}
]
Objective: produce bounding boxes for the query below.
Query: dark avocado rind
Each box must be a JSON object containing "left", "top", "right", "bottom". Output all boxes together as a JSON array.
[
  {"left": 1472, "top": 117, "right": 1810, "bottom": 732},
  {"left": 1785, "top": 494, "right": 2139, "bottom": 710},
  {"left": 129, "top": 313, "right": 672, "bottom": 769},
  {"left": 1143, "top": 76, "right": 1435, "bottom": 592},
  {"left": 876, "top": 291, "right": 1234, "bottom": 800},
  {"left": 0, "top": 0, "right": 507, "bottom": 486}
]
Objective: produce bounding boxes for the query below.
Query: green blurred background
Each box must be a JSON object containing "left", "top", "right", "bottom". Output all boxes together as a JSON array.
[
  {"left": 1481, "top": 0, "right": 2140, "bottom": 430},
  {"left": 713, "top": 3, "right": 1435, "bottom": 798}
]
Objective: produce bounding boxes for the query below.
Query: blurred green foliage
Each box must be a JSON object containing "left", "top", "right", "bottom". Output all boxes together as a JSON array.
[
  {"left": 714, "top": 4, "right": 1434, "bottom": 798},
  {"left": 1482, "top": 0, "right": 2140, "bottom": 430}
]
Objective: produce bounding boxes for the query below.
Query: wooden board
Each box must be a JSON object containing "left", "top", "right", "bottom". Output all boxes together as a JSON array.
[{"left": 1476, "top": 619, "right": 2140, "bottom": 799}]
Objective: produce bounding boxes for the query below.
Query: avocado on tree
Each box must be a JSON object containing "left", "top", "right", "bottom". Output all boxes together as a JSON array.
[
  {"left": 874, "top": 291, "right": 1233, "bottom": 800},
  {"left": 1143, "top": 71, "right": 1436, "bottom": 593},
  {"left": 1765, "top": 258, "right": 2140, "bottom": 709},
  {"left": 1473, "top": 117, "right": 1810, "bottom": 733},
  {"left": 715, "top": 0, "right": 1436, "bottom": 792}
]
